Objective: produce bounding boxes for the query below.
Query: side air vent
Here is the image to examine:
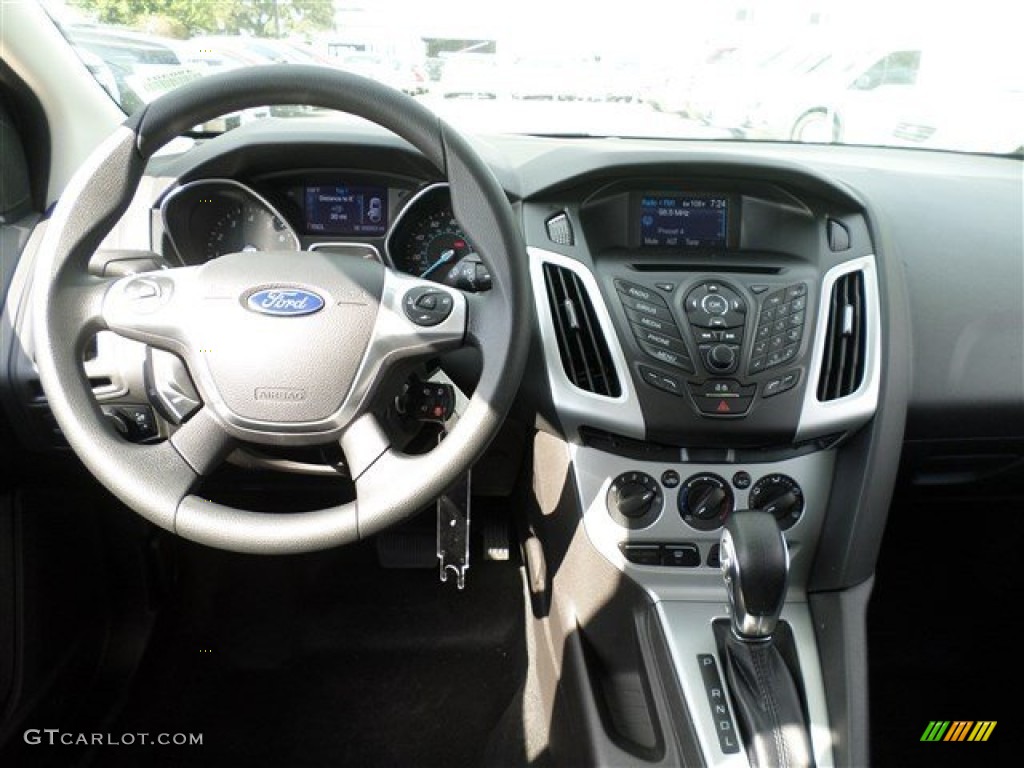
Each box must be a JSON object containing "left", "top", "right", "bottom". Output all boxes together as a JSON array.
[
  {"left": 817, "top": 270, "right": 867, "bottom": 401},
  {"left": 543, "top": 263, "right": 621, "bottom": 397}
]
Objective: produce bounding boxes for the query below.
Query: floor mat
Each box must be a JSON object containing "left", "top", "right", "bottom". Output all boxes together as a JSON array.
[
  {"left": 867, "top": 491, "right": 1016, "bottom": 768},
  {"left": 86, "top": 538, "right": 529, "bottom": 768}
]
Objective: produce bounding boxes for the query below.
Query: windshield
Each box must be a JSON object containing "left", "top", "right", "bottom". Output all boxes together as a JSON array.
[{"left": 47, "top": 0, "right": 1023, "bottom": 155}]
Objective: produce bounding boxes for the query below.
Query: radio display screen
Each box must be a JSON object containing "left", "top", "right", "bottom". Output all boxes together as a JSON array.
[
  {"left": 639, "top": 194, "right": 729, "bottom": 248},
  {"left": 305, "top": 185, "right": 388, "bottom": 235}
]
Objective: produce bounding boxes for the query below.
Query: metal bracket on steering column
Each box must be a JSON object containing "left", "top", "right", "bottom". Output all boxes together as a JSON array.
[{"left": 437, "top": 469, "right": 471, "bottom": 590}]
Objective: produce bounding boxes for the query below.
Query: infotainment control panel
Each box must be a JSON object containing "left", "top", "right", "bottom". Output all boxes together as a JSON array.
[{"left": 607, "top": 272, "right": 816, "bottom": 427}]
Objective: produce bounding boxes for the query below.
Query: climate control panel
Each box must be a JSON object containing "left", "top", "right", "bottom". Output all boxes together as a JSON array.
[{"left": 603, "top": 467, "right": 806, "bottom": 542}]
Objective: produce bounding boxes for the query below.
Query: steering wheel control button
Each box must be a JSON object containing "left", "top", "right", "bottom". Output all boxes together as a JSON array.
[
  {"left": 749, "top": 474, "right": 805, "bottom": 530},
  {"left": 607, "top": 471, "right": 663, "bottom": 529},
  {"left": 638, "top": 365, "right": 684, "bottom": 396},
  {"left": 662, "top": 544, "right": 701, "bottom": 567},
  {"left": 679, "top": 473, "right": 734, "bottom": 531},
  {"left": 732, "top": 471, "right": 752, "bottom": 490},
  {"left": 661, "top": 469, "right": 681, "bottom": 488},
  {"left": 102, "top": 405, "right": 158, "bottom": 442},
  {"left": 403, "top": 287, "right": 454, "bottom": 326},
  {"left": 751, "top": 283, "right": 808, "bottom": 374}
]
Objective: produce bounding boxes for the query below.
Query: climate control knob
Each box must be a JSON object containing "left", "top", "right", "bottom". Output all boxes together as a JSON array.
[
  {"left": 749, "top": 474, "right": 805, "bottom": 530},
  {"left": 607, "top": 472, "right": 662, "bottom": 529},
  {"left": 678, "top": 473, "right": 734, "bottom": 531}
]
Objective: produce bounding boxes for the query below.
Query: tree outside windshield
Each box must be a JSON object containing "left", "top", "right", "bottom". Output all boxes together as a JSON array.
[{"left": 49, "top": 0, "right": 1024, "bottom": 154}]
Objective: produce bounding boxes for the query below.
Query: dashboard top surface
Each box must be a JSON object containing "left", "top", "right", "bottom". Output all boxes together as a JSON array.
[{"left": 133, "top": 121, "right": 1024, "bottom": 442}]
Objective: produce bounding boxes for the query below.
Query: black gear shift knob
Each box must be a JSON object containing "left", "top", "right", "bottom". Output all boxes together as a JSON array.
[{"left": 720, "top": 510, "right": 789, "bottom": 640}]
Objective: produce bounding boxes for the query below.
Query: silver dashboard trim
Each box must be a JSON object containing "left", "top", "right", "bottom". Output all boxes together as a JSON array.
[
  {"left": 796, "top": 254, "right": 881, "bottom": 440},
  {"left": 159, "top": 178, "right": 301, "bottom": 265},
  {"left": 528, "top": 246, "right": 645, "bottom": 440}
]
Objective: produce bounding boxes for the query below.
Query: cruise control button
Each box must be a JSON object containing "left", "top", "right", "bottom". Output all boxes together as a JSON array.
[
  {"left": 403, "top": 289, "right": 454, "bottom": 326},
  {"left": 616, "top": 279, "right": 665, "bottom": 305}
]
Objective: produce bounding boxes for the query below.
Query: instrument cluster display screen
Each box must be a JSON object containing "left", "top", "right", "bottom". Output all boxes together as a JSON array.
[
  {"left": 639, "top": 194, "right": 729, "bottom": 248},
  {"left": 305, "top": 185, "right": 388, "bottom": 235}
]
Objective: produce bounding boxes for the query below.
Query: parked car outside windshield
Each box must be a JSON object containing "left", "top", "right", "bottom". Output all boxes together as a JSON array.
[{"left": 46, "top": 0, "right": 1024, "bottom": 155}]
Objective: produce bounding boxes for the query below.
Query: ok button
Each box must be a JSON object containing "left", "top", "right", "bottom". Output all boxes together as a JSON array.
[{"left": 701, "top": 294, "right": 729, "bottom": 316}]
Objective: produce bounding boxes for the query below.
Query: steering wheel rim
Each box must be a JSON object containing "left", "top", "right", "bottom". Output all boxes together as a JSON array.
[{"left": 32, "top": 65, "right": 530, "bottom": 554}]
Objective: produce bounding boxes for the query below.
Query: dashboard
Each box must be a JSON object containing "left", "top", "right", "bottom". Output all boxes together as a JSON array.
[
  {"left": 1, "top": 111, "right": 1021, "bottom": 768},
  {"left": 158, "top": 173, "right": 491, "bottom": 291}
]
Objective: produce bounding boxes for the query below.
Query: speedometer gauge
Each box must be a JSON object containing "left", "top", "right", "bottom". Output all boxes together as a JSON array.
[{"left": 386, "top": 184, "right": 491, "bottom": 291}]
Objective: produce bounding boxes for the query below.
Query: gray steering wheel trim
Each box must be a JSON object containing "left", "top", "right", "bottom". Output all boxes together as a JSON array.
[{"left": 33, "top": 66, "right": 530, "bottom": 554}]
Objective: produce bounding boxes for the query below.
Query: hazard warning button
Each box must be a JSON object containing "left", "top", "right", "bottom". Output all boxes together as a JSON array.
[{"left": 687, "top": 379, "right": 756, "bottom": 417}]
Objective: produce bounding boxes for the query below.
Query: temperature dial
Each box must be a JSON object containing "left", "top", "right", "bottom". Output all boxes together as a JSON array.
[
  {"left": 749, "top": 474, "right": 805, "bottom": 530},
  {"left": 607, "top": 472, "right": 662, "bottom": 529},
  {"left": 678, "top": 473, "right": 734, "bottom": 531}
]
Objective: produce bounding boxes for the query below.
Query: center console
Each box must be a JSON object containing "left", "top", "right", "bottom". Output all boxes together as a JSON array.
[{"left": 524, "top": 173, "right": 883, "bottom": 766}]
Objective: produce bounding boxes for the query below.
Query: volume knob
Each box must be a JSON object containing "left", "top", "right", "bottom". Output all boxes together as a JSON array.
[{"left": 708, "top": 344, "right": 736, "bottom": 371}]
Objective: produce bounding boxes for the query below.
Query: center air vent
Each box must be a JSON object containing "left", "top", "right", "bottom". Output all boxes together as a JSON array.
[
  {"left": 817, "top": 270, "right": 867, "bottom": 401},
  {"left": 543, "top": 263, "right": 621, "bottom": 397}
]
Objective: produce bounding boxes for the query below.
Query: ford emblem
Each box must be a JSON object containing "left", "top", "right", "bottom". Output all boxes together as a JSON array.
[{"left": 245, "top": 288, "right": 325, "bottom": 317}]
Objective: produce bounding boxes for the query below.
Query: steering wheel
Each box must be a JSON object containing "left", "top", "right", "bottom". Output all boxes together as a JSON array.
[{"left": 32, "top": 65, "right": 530, "bottom": 554}]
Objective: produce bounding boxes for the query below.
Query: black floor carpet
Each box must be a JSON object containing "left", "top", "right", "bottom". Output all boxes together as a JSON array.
[
  {"left": 868, "top": 489, "right": 1017, "bottom": 768},
  {"left": 85, "top": 536, "right": 529, "bottom": 768}
]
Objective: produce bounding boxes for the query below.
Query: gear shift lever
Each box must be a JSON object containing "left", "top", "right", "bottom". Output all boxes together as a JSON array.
[
  {"left": 717, "top": 510, "right": 814, "bottom": 768},
  {"left": 720, "top": 509, "right": 789, "bottom": 639}
]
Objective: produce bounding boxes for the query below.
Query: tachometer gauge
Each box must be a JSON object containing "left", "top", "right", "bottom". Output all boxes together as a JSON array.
[
  {"left": 161, "top": 179, "right": 300, "bottom": 265},
  {"left": 205, "top": 201, "right": 296, "bottom": 260}
]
